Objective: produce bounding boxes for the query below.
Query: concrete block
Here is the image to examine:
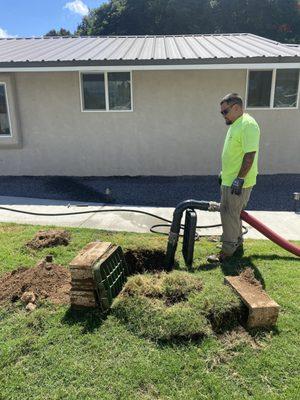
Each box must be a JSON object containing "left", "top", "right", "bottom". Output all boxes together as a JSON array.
[{"left": 225, "top": 276, "right": 280, "bottom": 328}]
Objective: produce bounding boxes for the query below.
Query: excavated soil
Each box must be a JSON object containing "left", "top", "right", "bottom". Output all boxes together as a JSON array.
[
  {"left": 26, "top": 230, "right": 71, "bottom": 250},
  {"left": 0, "top": 259, "right": 71, "bottom": 306},
  {"left": 239, "top": 268, "right": 262, "bottom": 289}
]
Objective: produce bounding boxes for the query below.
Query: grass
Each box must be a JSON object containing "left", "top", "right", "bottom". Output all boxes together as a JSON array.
[
  {"left": 112, "top": 272, "right": 242, "bottom": 340},
  {"left": 0, "top": 222, "right": 300, "bottom": 399}
]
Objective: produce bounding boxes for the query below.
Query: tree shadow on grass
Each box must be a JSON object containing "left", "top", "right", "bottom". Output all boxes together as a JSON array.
[{"left": 61, "top": 306, "right": 107, "bottom": 334}]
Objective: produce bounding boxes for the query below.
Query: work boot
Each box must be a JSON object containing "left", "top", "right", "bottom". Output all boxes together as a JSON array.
[
  {"left": 234, "top": 244, "right": 244, "bottom": 256},
  {"left": 207, "top": 252, "right": 231, "bottom": 263}
]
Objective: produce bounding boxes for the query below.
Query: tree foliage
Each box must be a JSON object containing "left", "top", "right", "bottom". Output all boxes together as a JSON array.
[
  {"left": 74, "top": 0, "right": 300, "bottom": 42},
  {"left": 44, "top": 28, "right": 72, "bottom": 37}
]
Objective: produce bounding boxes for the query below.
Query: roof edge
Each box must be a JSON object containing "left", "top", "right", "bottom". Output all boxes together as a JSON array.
[
  {"left": 0, "top": 32, "right": 266, "bottom": 40},
  {"left": 0, "top": 56, "right": 299, "bottom": 71}
]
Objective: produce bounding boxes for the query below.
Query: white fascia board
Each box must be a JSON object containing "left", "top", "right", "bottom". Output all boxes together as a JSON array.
[{"left": 0, "top": 62, "right": 300, "bottom": 72}]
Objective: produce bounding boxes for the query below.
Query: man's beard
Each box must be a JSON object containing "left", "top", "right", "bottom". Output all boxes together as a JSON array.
[{"left": 225, "top": 120, "right": 233, "bottom": 125}]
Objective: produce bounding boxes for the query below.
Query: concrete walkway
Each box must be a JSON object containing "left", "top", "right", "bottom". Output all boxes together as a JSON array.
[{"left": 0, "top": 196, "right": 299, "bottom": 240}]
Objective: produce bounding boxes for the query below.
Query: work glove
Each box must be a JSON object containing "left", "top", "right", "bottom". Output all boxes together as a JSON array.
[
  {"left": 218, "top": 173, "right": 222, "bottom": 186},
  {"left": 231, "top": 177, "right": 244, "bottom": 196}
]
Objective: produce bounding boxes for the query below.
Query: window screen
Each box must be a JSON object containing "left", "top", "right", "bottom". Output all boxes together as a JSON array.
[
  {"left": 274, "top": 69, "right": 299, "bottom": 108},
  {"left": 0, "top": 84, "right": 11, "bottom": 135},
  {"left": 82, "top": 74, "right": 106, "bottom": 110},
  {"left": 108, "top": 72, "right": 131, "bottom": 110},
  {"left": 247, "top": 70, "right": 272, "bottom": 108}
]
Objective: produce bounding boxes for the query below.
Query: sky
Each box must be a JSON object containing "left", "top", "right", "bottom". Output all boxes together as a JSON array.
[{"left": 0, "top": 0, "right": 106, "bottom": 38}]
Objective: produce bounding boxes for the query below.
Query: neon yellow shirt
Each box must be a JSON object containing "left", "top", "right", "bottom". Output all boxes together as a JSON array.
[{"left": 221, "top": 113, "right": 260, "bottom": 188}]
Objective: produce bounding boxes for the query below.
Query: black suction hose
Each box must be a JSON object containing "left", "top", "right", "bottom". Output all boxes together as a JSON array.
[
  {"left": 165, "top": 200, "right": 215, "bottom": 270},
  {"left": 0, "top": 205, "right": 223, "bottom": 234}
]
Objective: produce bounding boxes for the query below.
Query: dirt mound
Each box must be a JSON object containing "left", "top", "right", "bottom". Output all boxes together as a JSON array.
[
  {"left": 239, "top": 268, "right": 262, "bottom": 289},
  {"left": 26, "top": 230, "right": 71, "bottom": 250},
  {"left": 0, "top": 259, "right": 71, "bottom": 306}
]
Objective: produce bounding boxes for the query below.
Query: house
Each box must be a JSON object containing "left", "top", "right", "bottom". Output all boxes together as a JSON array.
[{"left": 0, "top": 33, "right": 299, "bottom": 176}]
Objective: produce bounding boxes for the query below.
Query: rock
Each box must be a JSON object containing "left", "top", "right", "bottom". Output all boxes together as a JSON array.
[
  {"left": 21, "top": 291, "right": 36, "bottom": 304},
  {"left": 40, "top": 289, "right": 49, "bottom": 298},
  {"left": 45, "top": 255, "right": 53, "bottom": 263},
  {"left": 36, "top": 260, "right": 46, "bottom": 268},
  {"left": 26, "top": 302, "right": 37, "bottom": 312}
]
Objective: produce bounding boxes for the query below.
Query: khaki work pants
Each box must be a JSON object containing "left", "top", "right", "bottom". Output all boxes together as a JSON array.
[{"left": 220, "top": 185, "right": 252, "bottom": 255}]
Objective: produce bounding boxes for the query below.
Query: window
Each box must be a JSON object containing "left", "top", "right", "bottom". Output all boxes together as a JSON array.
[
  {"left": 81, "top": 72, "right": 132, "bottom": 111},
  {"left": 274, "top": 69, "right": 299, "bottom": 108},
  {"left": 246, "top": 69, "right": 300, "bottom": 109},
  {"left": 247, "top": 70, "right": 273, "bottom": 108},
  {"left": 108, "top": 72, "right": 131, "bottom": 110},
  {"left": 82, "top": 74, "right": 105, "bottom": 110},
  {"left": 0, "top": 83, "right": 12, "bottom": 135}
]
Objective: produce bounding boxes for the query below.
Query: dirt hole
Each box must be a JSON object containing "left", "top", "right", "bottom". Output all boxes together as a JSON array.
[
  {"left": 26, "top": 229, "right": 71, "bottom": 250},
  {"left": 124, "top": 249, "right": 166, "bottom": 274}
]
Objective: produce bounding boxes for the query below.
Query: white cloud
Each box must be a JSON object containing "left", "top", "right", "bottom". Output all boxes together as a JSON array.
[
  {"left": 64, "top": 0, "right": 89, "bottom": 16},
  {"left": 0, "top": 27, "right": 15, "bottom": 38}
]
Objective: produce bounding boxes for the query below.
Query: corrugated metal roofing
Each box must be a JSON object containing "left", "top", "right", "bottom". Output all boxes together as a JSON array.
[{"left": 0, "top": 33, "right": 299, "bottom": 66}]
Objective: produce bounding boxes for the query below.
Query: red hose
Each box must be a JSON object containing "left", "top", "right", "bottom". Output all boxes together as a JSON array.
[{"left": 241, "top": 210, "right": 300, "bottom": 257}]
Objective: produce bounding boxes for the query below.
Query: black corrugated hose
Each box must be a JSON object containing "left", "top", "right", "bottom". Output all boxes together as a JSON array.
[{"left": 0, "top": 205, "right": 248, "bottom": 239}]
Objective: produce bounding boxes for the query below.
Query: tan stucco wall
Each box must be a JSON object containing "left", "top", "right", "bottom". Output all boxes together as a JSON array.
[{"left": 0, "top": 69, "right": 299, "bottom": 175}]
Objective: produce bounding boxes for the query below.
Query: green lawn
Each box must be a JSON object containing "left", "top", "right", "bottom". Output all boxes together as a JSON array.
[{"left": 0, "top": 223, "right": 299, "bottom": 400}]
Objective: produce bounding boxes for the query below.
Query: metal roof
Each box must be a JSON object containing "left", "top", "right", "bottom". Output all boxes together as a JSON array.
[{"left": 0, "top": 33, "right": 299, "bottom": 67}]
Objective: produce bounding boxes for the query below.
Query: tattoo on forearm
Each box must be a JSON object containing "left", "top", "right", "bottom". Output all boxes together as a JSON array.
[{"left": 238, "top": 152, "right": 256, "bottom": 178}]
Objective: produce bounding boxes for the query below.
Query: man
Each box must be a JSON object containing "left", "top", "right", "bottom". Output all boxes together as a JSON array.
[{"left": 208, "top": 93, "right": 260, "bottom": 263}]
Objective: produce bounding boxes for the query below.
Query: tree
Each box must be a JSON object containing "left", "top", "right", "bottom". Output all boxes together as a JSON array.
[
  {"left": 76, "top": 0, "right": 214, "bottom": 36},
  {"left": 45, "top": 28, "right": 72, "bottom": 37},
  {"left": 212, "top": 0, "right": 300, "bottom": 43},
  {"left": 75, "top": 0, "right": 300, "bottom": 42}
]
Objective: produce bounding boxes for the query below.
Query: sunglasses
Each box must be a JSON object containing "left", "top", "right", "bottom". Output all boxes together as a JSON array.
[{"left": 220, "top": 103, "right": 237, "bottom": 116}]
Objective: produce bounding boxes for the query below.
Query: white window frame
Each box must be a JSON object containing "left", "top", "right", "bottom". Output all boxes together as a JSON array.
[
  {"left": 79, "top": 71, "right": 133, "bottom": 112},
  {"left": 245, "top": 68, "right": 300, "bottom": 110},
  {"left": 0, "top": 82, "right": 13, "bottom": 137}
]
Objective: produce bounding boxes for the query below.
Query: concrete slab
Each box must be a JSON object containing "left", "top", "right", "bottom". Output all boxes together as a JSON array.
[{"left": 0, "top": 196, "right": 299, "bottom": 240}]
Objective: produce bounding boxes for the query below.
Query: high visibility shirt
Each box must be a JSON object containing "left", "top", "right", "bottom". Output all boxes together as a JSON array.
[{"left": 221, "top": 113, "right": 260, "bottom": 188}]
